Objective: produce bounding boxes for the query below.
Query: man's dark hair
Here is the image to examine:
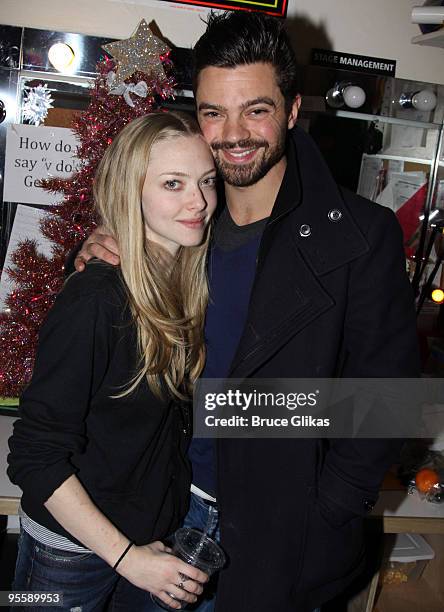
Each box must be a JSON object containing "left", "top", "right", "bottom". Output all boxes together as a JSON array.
[{"left": 193, "top": 11, "right": 300, "bottom": 111}]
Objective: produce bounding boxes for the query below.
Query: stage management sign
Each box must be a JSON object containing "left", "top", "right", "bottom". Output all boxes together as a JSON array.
[{"left": 311, "top": 49, "right": 396, "bottom": 77}]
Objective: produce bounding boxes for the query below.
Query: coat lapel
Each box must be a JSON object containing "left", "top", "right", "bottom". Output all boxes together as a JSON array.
[
  {"left": 229, "top": 229, "right": 335, "bottom": 378},
  {"left": 229, "top": 127, "right": 369, "bottom": 378}
]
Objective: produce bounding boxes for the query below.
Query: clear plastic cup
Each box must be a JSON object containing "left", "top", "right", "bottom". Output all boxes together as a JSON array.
[{"left": 151, "top": 528, "right": 226, "bottom": 610}]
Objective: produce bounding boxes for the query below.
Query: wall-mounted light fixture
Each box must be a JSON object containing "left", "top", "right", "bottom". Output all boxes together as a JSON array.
[
  {"left": 411, "top": 5, "right": 444, "bottom": 25},
  {"left": 48, "top": 42, "right": 76, "bottom": 72},
  {"left": 399, "top": 89, "right": 437, "bottom": 112},
  {"left": 0, "top": 100, "right": 6, "bottom": 123},
  {"left": 326, "top": 81, "right": 366, "bottom": 109}
]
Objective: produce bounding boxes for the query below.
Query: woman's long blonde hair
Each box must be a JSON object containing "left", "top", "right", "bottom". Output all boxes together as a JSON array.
[{"left": 93, "top": 112, "right": 211, "bottom": 400}]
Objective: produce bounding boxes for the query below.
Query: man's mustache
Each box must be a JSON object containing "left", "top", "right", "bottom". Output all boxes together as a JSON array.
[{"left": 211, "top": 139, "right": 268, "bottom": 152}]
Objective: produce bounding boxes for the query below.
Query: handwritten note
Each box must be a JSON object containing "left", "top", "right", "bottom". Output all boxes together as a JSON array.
[{"left": 3, "top": 124, "right": 81, "bottom": 206}]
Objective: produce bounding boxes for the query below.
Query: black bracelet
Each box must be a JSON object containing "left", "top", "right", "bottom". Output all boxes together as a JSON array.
[{"left": 113, "top": 541, "right": 134, "bottom": 570}]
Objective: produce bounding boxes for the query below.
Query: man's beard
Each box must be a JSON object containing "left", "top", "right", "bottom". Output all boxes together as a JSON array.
[{"left": 211, "top": 133, "right": 286, "bottom": 187}]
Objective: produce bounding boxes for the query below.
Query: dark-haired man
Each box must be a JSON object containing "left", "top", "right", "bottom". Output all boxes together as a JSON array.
[{"left": 76, "top": 11, "right": 419, "bottom": 612}]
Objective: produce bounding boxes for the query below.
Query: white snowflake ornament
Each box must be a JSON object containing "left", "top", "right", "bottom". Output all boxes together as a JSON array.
[{"left": 23, "top": 84, "right": 54, "bottom": 126}]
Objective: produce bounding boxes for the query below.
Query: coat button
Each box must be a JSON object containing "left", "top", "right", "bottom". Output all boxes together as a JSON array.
[
  {"left": 328, "top": 209, "right": 342, "bottom": 222},
  {"left": 363, "top": 499, "right": 375, "bottom": 512},
  {"left": 299, "top": 224, "right": 311, "bottom": 237}
]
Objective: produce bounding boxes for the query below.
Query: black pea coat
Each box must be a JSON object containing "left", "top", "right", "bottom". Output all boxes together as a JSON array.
[{"left": 214, "top": 127, "right": 420, "bottom": 611}]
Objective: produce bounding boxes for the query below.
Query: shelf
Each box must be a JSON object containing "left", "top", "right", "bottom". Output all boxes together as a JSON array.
[
  {"left": 361, "top": 154, "right": 444, "bottom": 167},
  {"left": 412, "top": 29, "right": 444, "bottom": 48},
  {"left": 333, "top": 110, "right": 441, "bottom": 130},
  {"left": 365, "top": 153, "right": 433, "bottom": 164},
  {"left": 301, "top": 108, "right": 442, "bottom": 129},
  {"left": 373, "top": 490, "right": 444, "bottom": 526}
]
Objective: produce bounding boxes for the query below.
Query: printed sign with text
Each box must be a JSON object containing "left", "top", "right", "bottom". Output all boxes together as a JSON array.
[
  {"left": 311, "top": 49, "right": 396, "bottom": 77},
  {"left": 3, "top": 124, "right": 81, "bottom": 206}
]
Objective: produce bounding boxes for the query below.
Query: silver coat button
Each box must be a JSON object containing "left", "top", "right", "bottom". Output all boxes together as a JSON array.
[
  {"left": 299, "top": 224, "right": 311, "bottom": 237},
  {"left": 328, "top": 209, "right": 342, "bottom": 222}
]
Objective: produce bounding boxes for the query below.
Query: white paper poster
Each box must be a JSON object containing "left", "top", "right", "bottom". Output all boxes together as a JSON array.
[
  {"left": 3, "top": 124, "right": 81, "bottom": 206},
  {"left": 375, "top": 172, "right": 426, "bottom": 213},
  {"left": 357, "top": 155, "right": 383, "bottom": 200},
  {"left": 0, "top": 205, "right": 54, "bottom": 312}
]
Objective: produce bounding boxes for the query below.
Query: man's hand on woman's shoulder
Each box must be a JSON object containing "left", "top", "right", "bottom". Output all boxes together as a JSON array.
[{"left": 75, "top": 226, "right": 120, "bottom": 272}]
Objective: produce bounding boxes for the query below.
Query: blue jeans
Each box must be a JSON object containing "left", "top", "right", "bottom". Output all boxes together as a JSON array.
[
  {"left": 182, "top": 493, "right": 219, "bottom": 542},
  {"left": 14, "top": 516, "right": 319, "bottom": 612},
  {"left": 13, "top": 528, "right": 157, "bottom": 611}
]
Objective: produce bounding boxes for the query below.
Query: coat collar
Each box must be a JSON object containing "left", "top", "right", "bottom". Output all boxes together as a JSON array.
[{"left": 264, "top": 126, "right": 369, "bottom": 275}]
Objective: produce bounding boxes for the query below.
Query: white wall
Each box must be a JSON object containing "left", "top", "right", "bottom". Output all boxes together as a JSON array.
[
  {"left": 286, "top": 0, "right": 444, "bottom": 86},
  {"left": 0, "top": 0, "right": 208, "bottom": 47},
  {"left": 0, "top": 0, "right": 443, "bottom": 85}
]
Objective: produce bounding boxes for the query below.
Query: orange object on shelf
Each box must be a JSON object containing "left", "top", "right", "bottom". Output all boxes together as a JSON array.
[{"left": 415, "top": 468, "right": 440, "bottom": 493}]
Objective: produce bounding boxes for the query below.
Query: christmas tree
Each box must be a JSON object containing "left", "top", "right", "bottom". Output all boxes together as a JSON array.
[{"left": 0, "top": 20, "right": 175, "bottom": 398}]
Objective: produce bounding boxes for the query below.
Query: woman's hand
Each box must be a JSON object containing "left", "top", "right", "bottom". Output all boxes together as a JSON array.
[
  {"left": 74, "top": 226, "right": 120, "bottom": 271},
  {"left": 44, "top": 477, "right": 206, "bottom": 609},
  {"left": 117, "top": 540, "right": 208, "bottom": 609}
]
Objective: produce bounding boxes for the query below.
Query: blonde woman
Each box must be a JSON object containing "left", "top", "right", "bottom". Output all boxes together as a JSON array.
[{"left": 8, "top": 112, "right": 217, "bottom": 611}]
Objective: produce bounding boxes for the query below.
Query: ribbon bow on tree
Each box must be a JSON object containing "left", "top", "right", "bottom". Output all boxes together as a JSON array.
[{"left": 107, "top": 72, "right": 148, "bottom": 107}]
